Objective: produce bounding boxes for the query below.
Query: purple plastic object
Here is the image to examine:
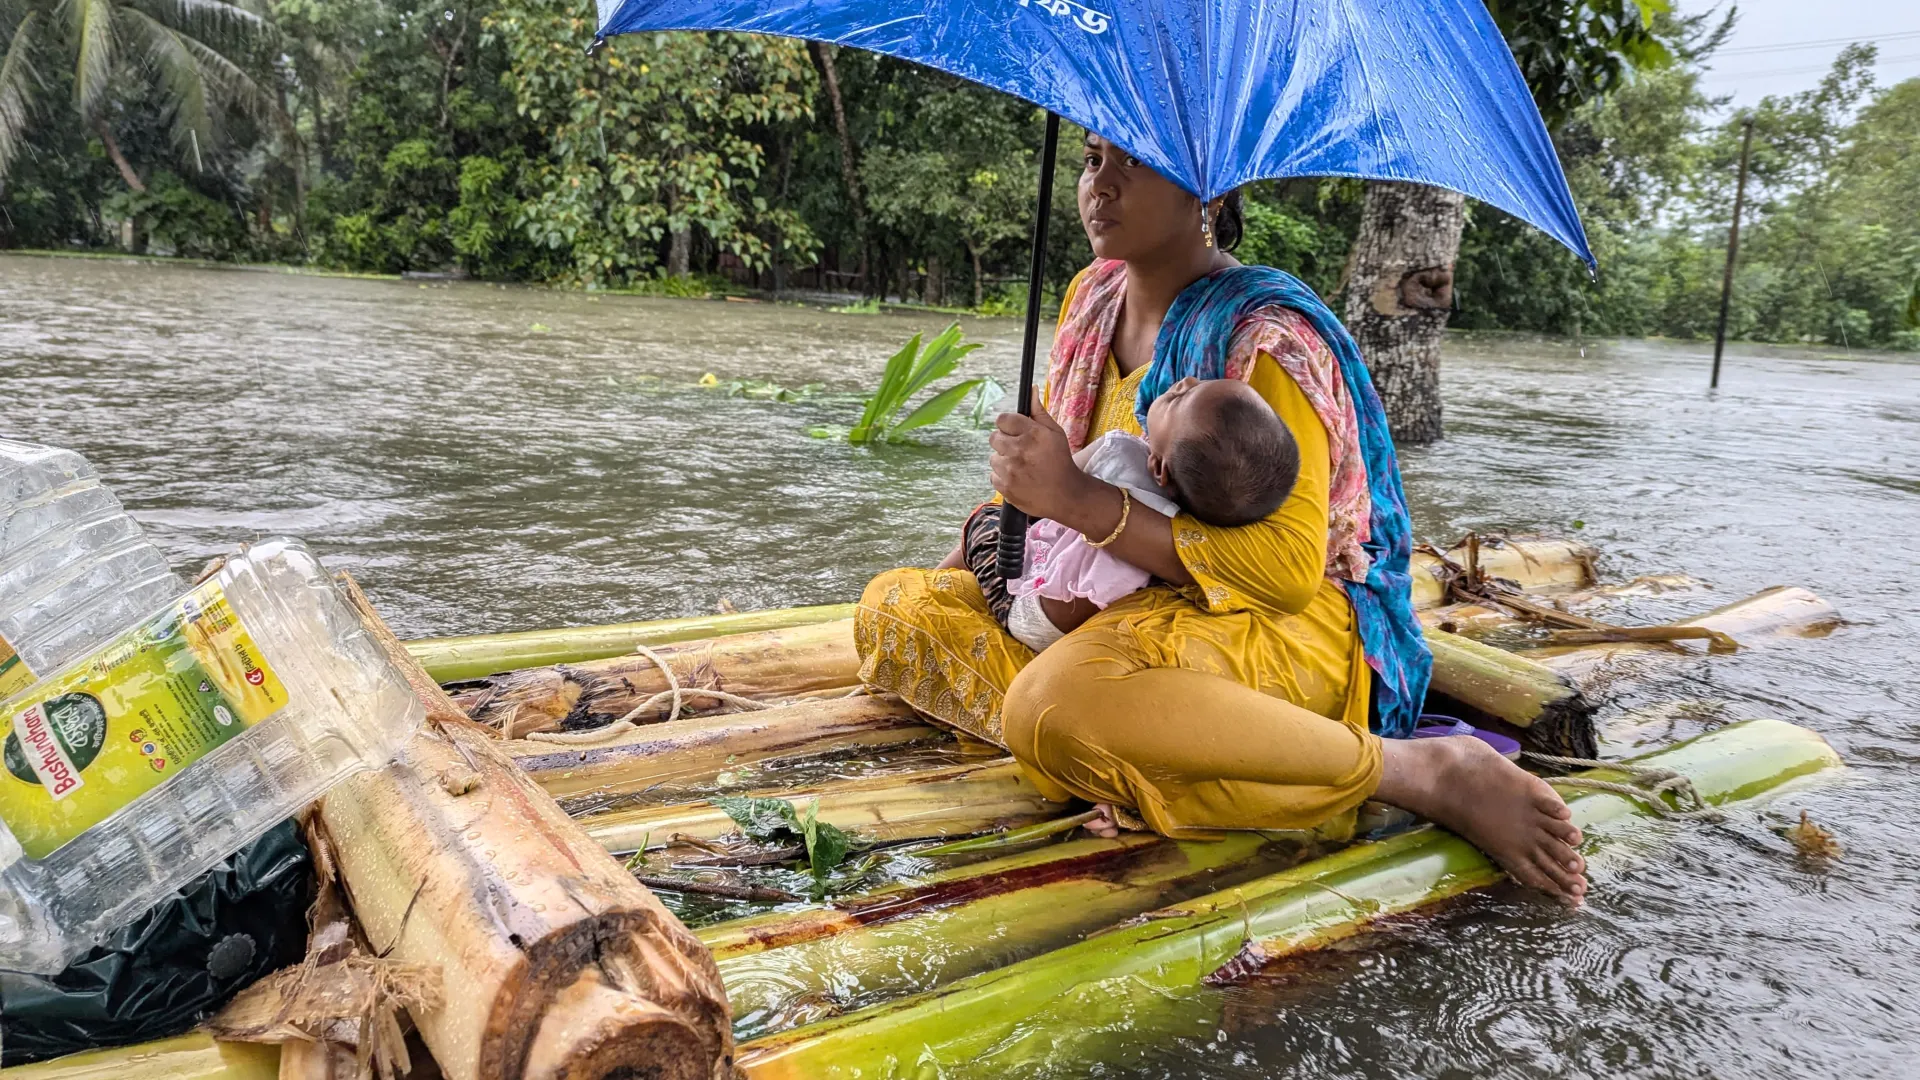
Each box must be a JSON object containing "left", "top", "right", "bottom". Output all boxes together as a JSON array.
[{"left": 1413, "top": 714, "right": 1523, "bottom": 761}]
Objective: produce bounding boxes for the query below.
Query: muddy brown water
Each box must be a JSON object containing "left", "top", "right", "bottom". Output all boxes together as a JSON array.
[{"left": 5, "top": 253, "right": 1918, "bottom": 1077}]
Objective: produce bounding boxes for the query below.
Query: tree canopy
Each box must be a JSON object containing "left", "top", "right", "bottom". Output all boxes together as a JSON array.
[{"left": 1, "top": 0, "right": 1913, "bottom": 350}]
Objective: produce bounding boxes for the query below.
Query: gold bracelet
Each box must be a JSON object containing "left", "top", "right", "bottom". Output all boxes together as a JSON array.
[{"left": 1085, "top": 489, "right": 1132, "bottom": 549}]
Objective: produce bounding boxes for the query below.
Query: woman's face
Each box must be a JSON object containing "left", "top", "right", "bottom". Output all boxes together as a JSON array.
[{"left": 1077, "top": 133, "right": 1206, "bottom": 263}]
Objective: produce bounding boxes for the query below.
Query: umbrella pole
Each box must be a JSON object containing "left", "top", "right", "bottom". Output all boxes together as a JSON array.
[{"left": 997, "top": 112, "right": 1062, "bottom": 582}]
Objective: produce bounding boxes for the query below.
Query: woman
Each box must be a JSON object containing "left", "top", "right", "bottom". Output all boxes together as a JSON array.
[{"left": 856, "top": 133, "right": 1587, "bottom": 904}]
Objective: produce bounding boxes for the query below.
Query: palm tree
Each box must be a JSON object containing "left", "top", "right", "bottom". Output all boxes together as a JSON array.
[{"left": 0, "top": 0, "right": 278, "bottom": 194}]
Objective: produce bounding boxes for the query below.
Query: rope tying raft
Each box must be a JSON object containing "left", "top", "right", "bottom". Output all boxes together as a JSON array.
[
  {"left": 1524, "top": 751, "right": 1726, "bottom": 822},
  {"left": 526, "top": 643, "right": 774, "bottom": 744}
]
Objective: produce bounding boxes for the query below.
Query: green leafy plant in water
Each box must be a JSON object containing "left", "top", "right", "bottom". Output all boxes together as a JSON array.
[
  {"left": 829, "top": 297, "right": 884, "bottom": 315},
  {"left": 846, "top": 322, "right": 1002, "bottom": 444},
  {"left": 713, "top": 795, "right": 853, "bottom": 877}
]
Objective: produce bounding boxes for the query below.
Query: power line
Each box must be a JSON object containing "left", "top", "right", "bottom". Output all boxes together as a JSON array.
[
  {"left": 1716, "top": 28, "right": 1920, "bottom": 56},
  {"left": 1716, "top": 50, "right": 1920, "bottom": 81}
]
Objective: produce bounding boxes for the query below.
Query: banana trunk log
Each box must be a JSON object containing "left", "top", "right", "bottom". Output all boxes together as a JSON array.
[
  {"left": 450, "top": 538, "right": 1598, "bottom": 738},
  {"left": 737, "top": 718, "right": 1839, "bottom": 1078},
  {"left": 322, "top": 586, "right": 736, "bottom": 1080},
  {"left": 705, "top": 830, "right": 1304, "bottom": 1039},
  {"left": 453, "top": 620, "right": 859, "bottom": 738},
  {"left": 1423, "top": 629, "right": 1595, "bottom": 757},
  {"left": 318, "top": 719, "right": 736, "bottom": 1080},
  {"left": 1531, "top": 585, "right": 1840, "bottom": 684},
  {"left": 0, "top": 1035, "right": 280, "bottom": 1080},
  {"left": 509, "top": 696, "right": 940, "bottom": 801},
  {"left": 583, "top": 760, "right": 1066, "bottom": 855},
  {"left": 1410, "top": 536, "right": 1596, "bottom": 608},
  {"left": 274, "top": 1040, "right": 357, "bottom": 1079},
  {"left": 409, "top": 604, "right": 857, "bottom": 684}
]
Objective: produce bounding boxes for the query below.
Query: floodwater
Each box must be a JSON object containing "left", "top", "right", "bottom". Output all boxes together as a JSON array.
[{"left": 5, "top": 253, "right": 1919, "bottom": 1078}]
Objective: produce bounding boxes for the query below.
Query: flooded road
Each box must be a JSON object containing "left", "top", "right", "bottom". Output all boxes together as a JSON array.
[{"left": 4, "top": 253, "right": 1918, "bottom": 1077}]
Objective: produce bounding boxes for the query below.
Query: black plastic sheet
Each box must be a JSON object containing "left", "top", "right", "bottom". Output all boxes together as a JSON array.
[{"left": 1, "top": 820, "right": 311, "bottom": 1065}]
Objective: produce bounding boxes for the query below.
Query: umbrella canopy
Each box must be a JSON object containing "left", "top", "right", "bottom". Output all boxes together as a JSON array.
[{"left": 594, "top": 0, "right": 1593, "bottom": 265}]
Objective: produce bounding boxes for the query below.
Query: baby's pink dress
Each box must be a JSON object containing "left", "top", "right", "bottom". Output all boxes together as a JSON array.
[{"left": 1009, "top": 433, "right": 1181, "bottom": 609}]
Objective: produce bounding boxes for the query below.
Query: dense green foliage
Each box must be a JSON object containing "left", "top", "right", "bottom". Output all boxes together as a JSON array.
[{"left": 1, "top": 0, "right": 1913, "bottom": 349}]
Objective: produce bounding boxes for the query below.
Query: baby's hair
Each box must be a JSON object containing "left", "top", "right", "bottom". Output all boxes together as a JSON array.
[{"left": 1165, "top": 393, "right": 1300, "bottom": 527}]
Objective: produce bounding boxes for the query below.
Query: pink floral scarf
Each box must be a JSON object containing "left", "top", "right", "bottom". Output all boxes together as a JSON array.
[{"left": 1046, "top": 258, "right": 1373, "bottom": 582}]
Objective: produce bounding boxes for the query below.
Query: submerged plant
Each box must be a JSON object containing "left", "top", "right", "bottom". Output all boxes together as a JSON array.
[
  {"left": 846, "top": 322, "right": 1002, "bottom": 444},
  {"left": 714, "top": 794, "right": 854, "bottom": 877},
  {"left": 696, "top": 375, "right": 823, "bottom": 402}
]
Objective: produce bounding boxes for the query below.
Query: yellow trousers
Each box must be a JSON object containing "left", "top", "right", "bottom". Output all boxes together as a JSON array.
[{"left": 854, "top": 567, "right": 1383, "bottom": 837}]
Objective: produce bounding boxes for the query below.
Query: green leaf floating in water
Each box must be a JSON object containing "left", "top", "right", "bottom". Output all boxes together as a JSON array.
[
  {"left": 797, "top": 800, "right": 851, "bottom": 877},
  {"left": 713, "top": 794, "right": 854, "bottom": 876},
  {"left": 713, "top": 794, "right": 800, "bottom": 841}
]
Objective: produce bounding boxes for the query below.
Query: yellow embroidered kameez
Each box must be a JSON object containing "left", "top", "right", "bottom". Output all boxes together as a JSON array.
[{"left": 854, "top": 284, "right": 1383, "bottom": 838}]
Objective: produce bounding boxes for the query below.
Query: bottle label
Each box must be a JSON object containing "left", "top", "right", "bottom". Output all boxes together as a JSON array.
[
  {"left": 0, "top": 637, "right": 32, "bottom": 701},
  {"left": 0, "top": 581, "right": 288, "bottom": 859}
]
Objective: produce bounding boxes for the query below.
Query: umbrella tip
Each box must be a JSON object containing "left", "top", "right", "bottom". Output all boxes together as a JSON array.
[{"left": 586, "top": 35, "right": 606, "bottom": 57}]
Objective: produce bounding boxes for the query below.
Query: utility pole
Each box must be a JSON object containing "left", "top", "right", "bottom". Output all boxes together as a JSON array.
[{"left": 1711, "top": 117, "right": 1756, "bottom": 389}]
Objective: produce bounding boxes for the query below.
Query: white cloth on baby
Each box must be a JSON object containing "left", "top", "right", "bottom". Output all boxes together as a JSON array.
[{"left": 1003, "top": 432, "right": 1182, "bottom": 654}]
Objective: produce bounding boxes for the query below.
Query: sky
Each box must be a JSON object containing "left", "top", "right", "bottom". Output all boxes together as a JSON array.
[{"left": 1683, "top": 0, "right": 1920, "bottom": 108}]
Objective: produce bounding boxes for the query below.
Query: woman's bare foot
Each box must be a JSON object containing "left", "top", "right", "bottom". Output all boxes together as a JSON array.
[
  {"left": 1084, "top": 803, "right": 1122, "bottom": 839},
  {"left": 1375, "top": 736, "right": 1589, "bottom": 906}
]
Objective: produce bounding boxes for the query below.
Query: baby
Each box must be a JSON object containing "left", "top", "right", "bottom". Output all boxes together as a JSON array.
[{"left": 970, "top": 378, "right": 1301, "bottom": 652}]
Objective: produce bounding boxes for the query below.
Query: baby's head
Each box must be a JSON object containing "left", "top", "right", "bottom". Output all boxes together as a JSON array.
[{"left": 1144, "top": 377, "right": 1300, "bottom": 527}]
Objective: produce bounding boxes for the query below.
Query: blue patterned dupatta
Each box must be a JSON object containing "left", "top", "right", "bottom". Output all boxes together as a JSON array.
[{"left": 1137, "top": 266, "right": 1432, "bottom": 738}]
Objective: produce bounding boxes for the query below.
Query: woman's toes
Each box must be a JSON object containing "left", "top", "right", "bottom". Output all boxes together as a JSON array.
[
  {"left": 1506, "top": 859, "right": 1555, "bottom": 894},
  {"left": 1532, "top": 849, "right": 1582, "bottom": 897},
  {"left": 1535, "top": 790, "right": 1574, "bottom": 818},
  {"left": 1548, "top": 818, "right": 1584, "bottom": 848}
]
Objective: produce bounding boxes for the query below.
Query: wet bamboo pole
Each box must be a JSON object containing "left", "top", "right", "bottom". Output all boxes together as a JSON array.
[
  {"left": 736, "top": 719, "right": 1840, "bottom": 1077},
  {"left": 582, "top": 760, "right": 1066, "bottom": 855}
]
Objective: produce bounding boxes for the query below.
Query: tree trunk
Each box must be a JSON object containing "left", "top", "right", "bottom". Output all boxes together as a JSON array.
[
  {"left": 94, "top": 119, "right": 147, "bottom": 194},
  {"left": 923, "top": 254, "right": 943, "bottom": 306},
  {"left": 806, "top": 41, "right": 867, "bottom": 244},
  {"left": 1340, "top": 181, "right": 1466, "bottom": 445},
  {"left": 96, "top": 119, "right": 148, "bottom": 253},
  {"left": 971, "top": 246, "right": 984, "bottom": 309},
  {"left": 667, "top": 224, "right": 691, "bottom": 277}
]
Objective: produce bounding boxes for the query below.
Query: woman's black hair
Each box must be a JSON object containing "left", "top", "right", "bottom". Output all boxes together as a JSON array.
[{"left": 1213, "top": 189, "right": 1244, "bottom": 253}]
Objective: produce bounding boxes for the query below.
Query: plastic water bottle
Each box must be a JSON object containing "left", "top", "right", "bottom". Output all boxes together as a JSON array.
[
  {"left": 0, "top": 438, "right": 182, "bottom": 698},
  {"left": 0, "top": 538, "right": 424, "bottom": 973}
]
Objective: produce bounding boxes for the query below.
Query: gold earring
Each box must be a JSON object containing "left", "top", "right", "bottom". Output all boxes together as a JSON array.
[{"left": 1201, "top": 203, "right": 1214, "bottom": 248}]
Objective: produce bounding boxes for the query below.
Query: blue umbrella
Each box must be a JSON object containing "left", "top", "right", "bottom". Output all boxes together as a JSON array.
[{"left": 595, "top": 0, "right": 1593, "bottom": 572}]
